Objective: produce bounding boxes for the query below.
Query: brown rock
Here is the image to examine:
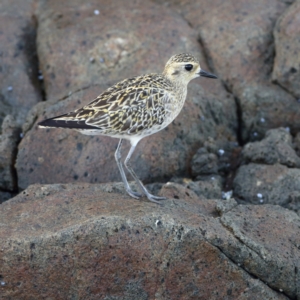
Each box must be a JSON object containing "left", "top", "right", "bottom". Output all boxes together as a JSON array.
[
  {"left": 191, "top": 147, "right": 218, "bottom": 177},
  {"left": 187, "top": 178, "right": 222, "bottom": 199},
  {"left": 0, "top": 115, "right": 20, "bottom": 191},
  {"left": 294, "top": 132, "right": 300, "bottom": 157},
  {"left": 237, "top": 83, "right": 299, "bottom": 141},
  {"left": 272, "top": 0, "right": 300, "bottom": 98},
  {"left": 233, "top": 163, "right": 300, "bottom": 211},
  {"left": 16, "top": 0, "right": 237, "bottom": 190},
  {"left": 190, "top": 139, "right": 241, "bottom": 192},
  {"left": 242, "top": 128, "right": 300, "bottom": 167},
  {"left": 164, "top": 0, "right": 300, "bottom": 141},
  {"left": 170, "top": 176, "right": 223, "bottom": 199},
  {"left": 0, "top": 182, "right": 290, "bottom": 299},
  {"left": 0, "top": 0, "right": 42, "bottom": 127},
  {"left": 219, "top": 204, "right": 300, "bottom": 299}
]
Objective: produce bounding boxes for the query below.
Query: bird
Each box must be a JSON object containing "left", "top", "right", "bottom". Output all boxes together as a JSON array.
[{"left": 38, "top": 53, "right": 217, "bottom": 204}]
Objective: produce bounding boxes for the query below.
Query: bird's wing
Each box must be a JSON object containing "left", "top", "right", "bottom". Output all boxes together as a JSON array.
[
  {"left": 84, "top": 85, "right": 170, "bottom": 135},
  {"left": 38, "top": 74, "right": 173, "bottom": 133},
  {"left": 39, "top": 84, "right": 172, "bottom": 135}
]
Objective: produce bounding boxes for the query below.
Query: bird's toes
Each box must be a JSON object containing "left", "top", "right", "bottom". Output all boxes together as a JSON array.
[
  {"left": 146, "top": 194, "right": 167, "bottom": 204},
  {"left": 126, "top": 189, "right": 143, "bottom": 199}
]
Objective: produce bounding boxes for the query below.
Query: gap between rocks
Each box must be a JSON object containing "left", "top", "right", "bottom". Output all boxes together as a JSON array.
[
  {"left": 22, "top": 16, "right": 46, "bottom": 102},
  {"left": 2, "top": 15, "right": 45, "bottom": 199}
]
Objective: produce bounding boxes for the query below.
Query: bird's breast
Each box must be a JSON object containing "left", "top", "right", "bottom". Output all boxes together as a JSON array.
[{"left": 164, "top": 86, "right": 187, "bottom": 120}]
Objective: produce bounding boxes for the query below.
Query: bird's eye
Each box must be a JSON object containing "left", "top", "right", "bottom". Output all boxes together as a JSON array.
[{"left": 185, "top": 64, "right": 193, "bottom": 71}]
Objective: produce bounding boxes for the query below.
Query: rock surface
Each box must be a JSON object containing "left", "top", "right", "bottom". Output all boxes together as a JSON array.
[
  {"left": 164, "top": 0, "right": 300, "bottom": 141},
  {"left": 233, "top": 163, "right": 300, "bottom": 209},
  {"left": 16, "top": 0, "right": 237, "bottom": 190},
  {"left": 294, "top": 132, "right": 300, "bottom": 157},
  {"left": 241, "top": 128, "right": 300, "bottom": 167},
  {"left": 272, "top": 0, "right": 300, "bottom": 99},
  {"left": 234, "top": 128, "right": 300, "bottom": 214},
  {"left": 0, "top": 0, "right": 42, "bottom": 127},
  {"left": 0, "top": 190, "right": 13, "bottom": 204},
  {"left": 170, "top": 176, "right": 223, "bottom": 200},
  {"left": 0, "top": 182, "right": 296, "bottom": 299},
  {"left": 0, "top": 115, "right": 20, "bottom": 191},
  {"left": 191, "top": 147, "right": 219, "bottom": 177}
]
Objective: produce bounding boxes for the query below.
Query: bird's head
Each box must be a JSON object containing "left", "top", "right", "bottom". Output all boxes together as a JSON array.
[{"left": 163, "top": 53, "right": 217, "bottom": 84}]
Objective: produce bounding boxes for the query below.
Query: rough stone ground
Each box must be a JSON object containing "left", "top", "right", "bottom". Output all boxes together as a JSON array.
[{"left": 0, "top": 182, "right": 297, "bottom": 299}]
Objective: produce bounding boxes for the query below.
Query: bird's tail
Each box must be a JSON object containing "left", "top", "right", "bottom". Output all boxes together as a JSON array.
[{"left": 38, "top": 114, "right": 99, "bottom": 129}]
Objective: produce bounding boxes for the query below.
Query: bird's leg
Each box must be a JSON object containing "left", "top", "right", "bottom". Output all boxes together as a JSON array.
[
  {"left": 115, "top": 139, "right": 142, "bottom": 199},
  {"left": 124, "top": 144, "right": 166, "bottom": 204}
]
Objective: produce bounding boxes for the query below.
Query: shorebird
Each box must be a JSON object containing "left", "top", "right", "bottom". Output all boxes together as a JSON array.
[{"left": 38, "top": 53, "right": 217, "bottom": 203}]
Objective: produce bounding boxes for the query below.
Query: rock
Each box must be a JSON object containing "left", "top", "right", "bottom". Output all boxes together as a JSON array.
[
  {"left": 186, "top": 178, "right": 222, "bottom": 199},
  {"left": 190, "top": 139, "right": 241, "bottom": 195},
  {"left": 272, "top": 0, "right": 300, "bottom": 99},
  {"left": 242, "top": 128, "right": 300, "bottom": 167},
  {"left": 294, "top": 132, "right": 300, "bottom": 157},
  {"left": 215, "top": 197, "right": 238, "bottom": 215},
  {"left": 191, "top": 138, "right": 240, "bottom": 175},
  {"left": 238, "top": 83, "right": 299, "bottom": 141},
  {"left": 165, "top": 0, "right": 300, "bottom": 141},
  {"left": 233, "top": 163, "right": 300, "bottom": 211},
  {"left": 191, "top": 147, "right": 218, "bottom": 177},
  {"left": 0, "top": 115, "right": 20, "bottom": 191},
  {"left": 16, "top": 0, "right": 237, "bottom": 190},
  {"left": 286, "top": 191, "right": 300, "bottom": 216},
  {"left": 0, "top": 0, "right": 42, "bottom": 127},
  {"left": 219, "top": 204, "right": 300, "bottom": 299},
  {"left": 167, "top": 177, "right": 223, "bottom": 199},
  {"left": 0, "top": 190, "right": 13, "bottom": 204},
  {"left": 0, "top": 182, "right": 293, "bottom": 299}
]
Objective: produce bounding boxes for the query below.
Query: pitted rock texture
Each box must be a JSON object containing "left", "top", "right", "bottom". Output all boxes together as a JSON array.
[
  {"left": 294, "top": 132, "right": 300, "bottom": 157},
  {"left": 16, "top": 0, "right": 237, "bottom": 190},
  {"left": 234, "top": 128, "right": 300, "bottom": 213},
  {"left": 0, "top": 0, "right": 42, "bottom": 127},
  {"left": 233, "top": 163, "right": 300, "bottom": 209},
  {"left": 272, "top": 0, "right": 300, "bottom": 99},
  {"left": 170, "top": 176, "right": 223, "bottom": 200},
  {"left": 241, "top": 128, "right": 300, "bottom": 167},
  {"left": 0, "top": 182, "right": 295, "bottom": 299},
  {"left": 191, "top": 147, "right": 219, "bottom": 177},
  {"left": 0, "top": 115, "right": 20, "bottom": 191}
]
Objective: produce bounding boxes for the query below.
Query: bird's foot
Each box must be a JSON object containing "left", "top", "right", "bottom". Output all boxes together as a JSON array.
[
  {"left": 125, "top": 186, "right": 166, "bottom": 204},
  {"left": 145, "top": 193, "right": 167, "bottom": 204},
  {"left": 126, "top": 188, "right": 143, "bottom": 199}
]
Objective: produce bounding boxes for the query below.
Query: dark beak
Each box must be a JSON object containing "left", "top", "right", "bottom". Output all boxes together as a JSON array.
[{"left": 199, "top": 69, "right": 217, "bottom": 79}]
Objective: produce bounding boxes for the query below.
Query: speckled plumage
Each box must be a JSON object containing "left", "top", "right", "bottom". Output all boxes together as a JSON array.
[
  {"left": 39, "top": 53, "right": 217, "bottom": 203},
  {"left": 55, "top": 74, "right": 176, "bottom": 138}
]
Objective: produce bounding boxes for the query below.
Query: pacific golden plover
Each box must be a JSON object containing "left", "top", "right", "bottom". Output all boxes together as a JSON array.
[{"left": 38, "top": 53, "right": 217, "bottom": 203}]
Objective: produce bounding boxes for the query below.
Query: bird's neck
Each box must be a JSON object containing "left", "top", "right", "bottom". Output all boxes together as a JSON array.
[{"left": 163, "top": 73, "right": 188, "bottom": 92}]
